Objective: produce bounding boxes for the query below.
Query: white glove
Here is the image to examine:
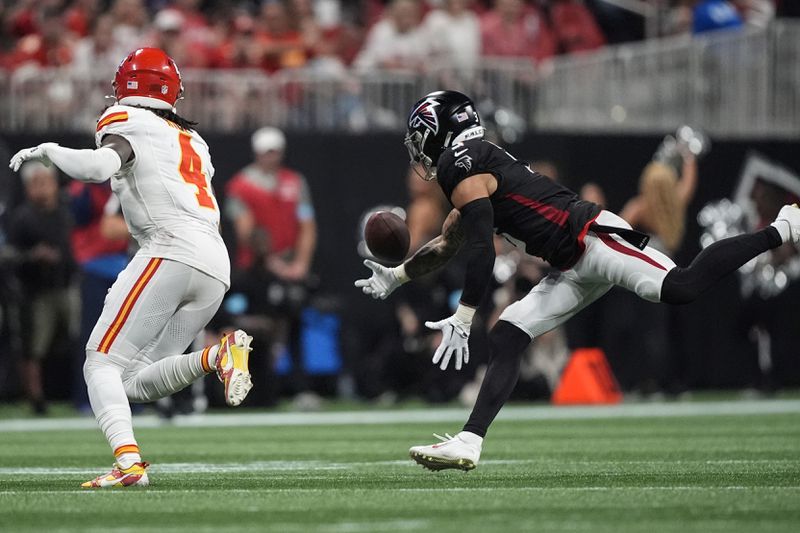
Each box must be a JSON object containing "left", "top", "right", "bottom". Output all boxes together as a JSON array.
[
  {"left": 354, "top": 259, "right": 409, "bottom": 300},
  {"left": 11, "top": 143, "right": 121, "bottom": 182},
  {"left": 9, "top": 143, "right": 57, "bottom": 172},
  {"left": 425, "top": 304, "right": 475, "bottom": 371}
]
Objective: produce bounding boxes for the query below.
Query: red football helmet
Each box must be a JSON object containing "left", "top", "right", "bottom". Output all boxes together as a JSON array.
[{"left": 113, "top": 48, "right": 183, "bottom": 110}]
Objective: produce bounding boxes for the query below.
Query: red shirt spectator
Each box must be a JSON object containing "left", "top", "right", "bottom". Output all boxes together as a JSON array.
[
  {"left": 226, "top": 127, "right": 317, "bottom": 279},
  {"left": 480, "top": 0, "right": 557, "bottom": 63},
  {"left": 64, "top": 0, "right": 100, "bottom": 38},
  {"left": 168, "top": 0, "right": 213, "bottom": 50},
  {"left": 69, "top": 181, "right": 128, "bottom": 265},
  {"left": 6, "top": 10, "right": 74, "bottom": 70},
  {"left": 212, "top": 15, "right": 263, "bottom": 69},
  {"left": 147, "top": 9, "right": 211, "bottom": 68},
  {"left": 5, "top": 1, "right": 39, "bottom": 39},
  {"left": 550, "top": 0, "right": 606, "bottom": 54},
  {"left": 289, "top": 0, "right": 350, "bottom": 62},
  {"left": 169, "top": 0, "right": 209, "bottom": 31},
  {"left": 257, "top": 0, "right": 308, "bottom": 73},
  {"left": 363, "top": 0, "right": 388, "bottom": 27}
]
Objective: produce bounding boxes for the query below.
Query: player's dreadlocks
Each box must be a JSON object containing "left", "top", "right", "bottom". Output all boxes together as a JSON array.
[{"left": 149, "top": 108, "right": 198, "bottom": 132}]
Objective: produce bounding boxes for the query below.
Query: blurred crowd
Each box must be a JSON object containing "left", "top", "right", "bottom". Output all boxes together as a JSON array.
[
  {"left": 0, "top": 0, "right": 608, "bottom": 76},
  {"left": 0, "top": 0, "right": 795, "bottom": 76}
]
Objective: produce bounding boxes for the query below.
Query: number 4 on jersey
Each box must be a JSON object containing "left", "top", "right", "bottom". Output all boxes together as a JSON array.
[{"left": 178, "top": 132, "right": 215, "bottom": 210}]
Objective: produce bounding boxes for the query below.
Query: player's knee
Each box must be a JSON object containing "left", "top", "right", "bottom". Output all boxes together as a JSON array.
[
  {"left": 83, "top": 350, "right": 123, "bottom": 385},
  {"left": 121, "top": 375, "right": 146, "bottom": 403},
  {"left": 83, "top": 351, "right": 103, "bottom": 383},
  {"left": 488, "top": 321, "right": 533, "bottom": 360}
]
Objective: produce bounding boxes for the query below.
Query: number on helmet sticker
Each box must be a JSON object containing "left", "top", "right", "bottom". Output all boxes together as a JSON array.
[{"left": 178, "top": 132, "right": 215, "bottom": 210}]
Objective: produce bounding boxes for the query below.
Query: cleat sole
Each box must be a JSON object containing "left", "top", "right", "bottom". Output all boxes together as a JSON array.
[
  {"left": 226, "top": 333, "right": 253, "bottom": 407},
  {"left": 409, "top": 451, "right": 476, "bottom": 472},
  {"left": 226, "top": 368, "right": 252, "bottom": 406}
]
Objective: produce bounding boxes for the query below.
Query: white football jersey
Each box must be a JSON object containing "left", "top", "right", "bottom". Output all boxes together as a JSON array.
[{"left": 95, "top": 105, "right": 230, "bottom": 287}]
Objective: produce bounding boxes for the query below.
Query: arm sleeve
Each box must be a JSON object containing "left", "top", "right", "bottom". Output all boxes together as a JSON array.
[
  {"left": 458, "top": 197, "right": 496, "bottom": 308},
  {"left": 45, "top": 145, "right": 121, "bottom": 183}
]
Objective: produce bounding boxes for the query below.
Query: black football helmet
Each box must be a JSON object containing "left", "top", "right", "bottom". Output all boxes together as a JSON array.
[{"left": 404, "top": 90, "right": 484, "bottom": 181}]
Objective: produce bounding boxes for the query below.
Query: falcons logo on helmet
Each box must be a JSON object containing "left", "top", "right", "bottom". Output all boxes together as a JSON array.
[{"left": 409, "top": 99, "right": 440, "bottom": 135}]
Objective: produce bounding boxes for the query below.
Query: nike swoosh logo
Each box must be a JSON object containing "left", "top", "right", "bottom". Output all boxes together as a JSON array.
[
  {"left": 454, "top": 149, "right": 468, "bottom": 157},
  {"left": 114, "top": 470, "right": 145, "bottom": 486}
]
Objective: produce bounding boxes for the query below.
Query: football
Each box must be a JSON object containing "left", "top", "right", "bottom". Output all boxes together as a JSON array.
[{"left": 364, "top": 211, "right": 410, "bottom": 262}]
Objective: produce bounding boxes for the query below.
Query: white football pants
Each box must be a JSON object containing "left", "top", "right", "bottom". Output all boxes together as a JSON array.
[
  {"left": 499, "top": 210, "right": 677, "bottom": 338},
  {"left": 84, "top": 255, "right": 225, "bottom": 458}
]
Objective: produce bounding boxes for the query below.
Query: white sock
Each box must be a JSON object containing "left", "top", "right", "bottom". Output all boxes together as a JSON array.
[
  {"left": 204, "top": 344, "right": 220, "bottom": 372},
  {"left": 84, "top": 351, "right": 141, "bottom": 465},
  {"left": 122, "top": 348, "right": 209, "bottom": 403},
  {"left": 116, "top": 452, "right": 142, "bottom": 469},
  {"left": 458, "top": 431, "right": 484, "bottom": 447}
]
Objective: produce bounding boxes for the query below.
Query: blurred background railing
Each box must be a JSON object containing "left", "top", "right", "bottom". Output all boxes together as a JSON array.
[{"left": 2, "top": 21, "right": 798, "bottom": 137}]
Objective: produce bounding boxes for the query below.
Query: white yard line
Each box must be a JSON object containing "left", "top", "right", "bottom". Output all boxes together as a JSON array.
[
  {"left": 0, "top": 459, "right": 556, "bottom": 475},
  {"left": 1, "top": 457, "right": 797, "bottom": 476},
  {"left": 0, "top": 399, "right": 798, "bottom": 433}
]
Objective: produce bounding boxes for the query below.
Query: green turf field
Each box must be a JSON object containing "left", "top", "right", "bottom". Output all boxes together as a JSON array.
[{"left": 1, "top": 401, "right": 799, "bottom": 532}]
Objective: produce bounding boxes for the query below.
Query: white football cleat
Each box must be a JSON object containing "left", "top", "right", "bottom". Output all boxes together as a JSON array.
[
  {"left": 215, "top": 329, "right": 253, "bottom": 407},
  {"left": 772, "top": 204, "right": 800, "bottom": 244},
  {"left": 81, "top": 462, "right": 149, "bottom": 488},
  {"left": 409, "top": 431, "right": 482, "bottom": 472}
]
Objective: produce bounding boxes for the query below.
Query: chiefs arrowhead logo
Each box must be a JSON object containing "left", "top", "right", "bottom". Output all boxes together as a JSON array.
[{"left": 409, "top": 99, "right": 440, "bottom": 135}]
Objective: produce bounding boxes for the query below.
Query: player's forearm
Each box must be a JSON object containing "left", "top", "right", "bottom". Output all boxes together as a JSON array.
[
  {"left": 403, "top": 235, "right": 456, "bottom": 279},
  {"left": 403, "top": 209, "right": 465, "bottom": 279},
  {"left": 46, "top": 144, "right": 121, "bottom": 183}
]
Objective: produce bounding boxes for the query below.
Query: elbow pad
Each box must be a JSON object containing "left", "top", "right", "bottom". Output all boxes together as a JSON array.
[
  {"left": 459, "top": 197, "right": 496, "bottom": 308},
  {"left": 46, "top": 144, "right": 122, "bottom": 183}
]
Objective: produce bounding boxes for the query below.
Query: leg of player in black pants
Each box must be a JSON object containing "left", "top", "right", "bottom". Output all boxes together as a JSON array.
[
  {"left": 462, "top": 226, "right": 784, "bottom": 439},
  {"left": 660, "top": 227, "right": 783, "bottom": 304},
  {"left": 462, "top": 322, "right": 531, "bottom": 437}
]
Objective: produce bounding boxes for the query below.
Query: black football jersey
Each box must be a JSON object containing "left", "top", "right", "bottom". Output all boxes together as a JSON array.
[{"left": 436, "top": 139, "right": 601, "bottom": 270}]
